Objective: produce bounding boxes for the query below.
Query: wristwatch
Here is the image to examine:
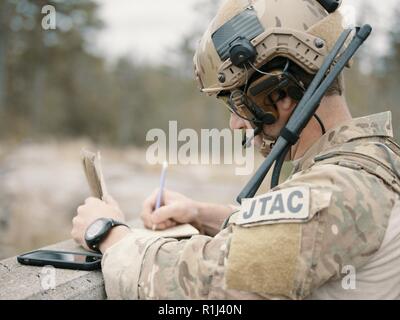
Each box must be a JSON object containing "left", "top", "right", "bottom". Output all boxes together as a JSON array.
[{"left": 85, "top": 218, "right": 129, "bottom": 253}]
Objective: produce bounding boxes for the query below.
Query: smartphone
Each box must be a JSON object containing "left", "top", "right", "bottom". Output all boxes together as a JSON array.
[{"left": 17, "top": 250, "right": 102, "bottom": 271}]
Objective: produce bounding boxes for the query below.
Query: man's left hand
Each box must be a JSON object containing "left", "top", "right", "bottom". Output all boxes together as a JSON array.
[{"left": 71, "top": 196, "right": 126, "bottom": 251}]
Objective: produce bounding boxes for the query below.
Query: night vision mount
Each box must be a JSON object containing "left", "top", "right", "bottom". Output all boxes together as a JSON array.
[
  {"left": 213, "top": 0, "right": 343, "bottom": 69},
  {"left": 237, "top": 24, "right": 373, "bottom": 204}
]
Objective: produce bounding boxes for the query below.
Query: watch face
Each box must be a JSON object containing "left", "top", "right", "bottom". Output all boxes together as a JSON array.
[{"left": 86, "top": 219, "right": 108, "bottom": 240}]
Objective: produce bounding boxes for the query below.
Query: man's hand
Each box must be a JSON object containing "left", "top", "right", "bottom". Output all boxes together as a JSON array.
[
  {"left": 141, "top": 189, "right": 202, "bottom": 231},
  {"left": 71, "top": 195, "right": 127, "bottom": 251}
]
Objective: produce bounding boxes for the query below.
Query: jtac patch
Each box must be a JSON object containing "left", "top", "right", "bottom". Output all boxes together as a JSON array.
[{"left": 236, "top": 187, "right": 311, "bottom": 226}]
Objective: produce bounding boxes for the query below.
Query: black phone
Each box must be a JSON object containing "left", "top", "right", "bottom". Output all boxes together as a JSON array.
[{"left": 17, "top": 250, "right": 102, "bottom": 271}]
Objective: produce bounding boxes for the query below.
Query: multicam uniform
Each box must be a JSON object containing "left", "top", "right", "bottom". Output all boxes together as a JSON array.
[{"left": 102, "top": 112, "right": 400, "bottom": 300}]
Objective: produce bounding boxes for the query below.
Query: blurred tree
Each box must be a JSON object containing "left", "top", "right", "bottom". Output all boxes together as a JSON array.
[
  {"left": 0, "top": 0, "right": 105, "bottom": 140},
  {"left": 0, "top": 0, "right": 231, "bottom": 146},
  {"left": 380, "top": 7, "right": 400, "bottom": 141},
  {"left": 167, "top": 0, "right": 230, "bottom": 135},
  {"left": 174, "top": 0, "right": 221, "bottom": 76},
  {"left": 343, "top": 2, "right": 400, "bottom": 142},
  {"left": 0, "top": 0, "right": 398, "bottom": 146}
]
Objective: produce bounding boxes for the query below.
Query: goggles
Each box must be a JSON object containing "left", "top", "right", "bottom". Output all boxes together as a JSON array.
[{"left": 217, "top": 64, "right": 306, "bottom": 127}]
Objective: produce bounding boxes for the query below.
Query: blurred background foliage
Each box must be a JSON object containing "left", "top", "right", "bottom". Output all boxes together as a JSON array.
[
  {"left": 0, "top": 0, "right": 399, "bottom": 145},
  {"left": 0, "top": 0, "right": 228, "bottom": 147}
]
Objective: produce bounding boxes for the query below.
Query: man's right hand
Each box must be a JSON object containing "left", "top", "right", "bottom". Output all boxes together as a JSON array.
[{"left": 140, "top": 189, "right": 202, "bottom": 231}]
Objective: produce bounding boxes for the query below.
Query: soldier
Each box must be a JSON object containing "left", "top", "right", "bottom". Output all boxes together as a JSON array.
[{"left": 71, "top": 0, "right": 400, "bottom": 299}]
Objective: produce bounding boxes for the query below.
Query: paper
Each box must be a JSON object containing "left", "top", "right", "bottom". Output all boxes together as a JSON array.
[
  {"left": 80, "top": 149, "right": 199, "bottom": 239},
  {"left": 132, "top": 223, "right": 199, "bottom": 239},
  {"left": 81, "top": 149, "right": 108, "bottom": 200}
]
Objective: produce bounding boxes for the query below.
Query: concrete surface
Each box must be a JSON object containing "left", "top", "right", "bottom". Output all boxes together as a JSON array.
[{"left": 0, "top": 220, "right": 143, "bottom": 300}]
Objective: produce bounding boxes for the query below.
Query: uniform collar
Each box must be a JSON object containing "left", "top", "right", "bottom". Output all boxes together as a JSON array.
[{"left": 292, "top": 112, "right": 394, "bottom": 173}]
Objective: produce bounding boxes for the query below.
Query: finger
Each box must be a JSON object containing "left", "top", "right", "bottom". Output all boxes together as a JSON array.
[
  {"left": 77, "top": 205, "right": 85, "bottom": 215},
  {"left": 154, "top": 221, "right": 169, "bottom": 230},
  {"left": 150, "top": 205, "right": 179, "bottom": 224},
  {"left": 151, "top": 217, "right": 178, "bottom": 230},
  {"left": 142, "top": 192, "right": 158, "bottom": 216},
  {"left": 140, "top": 211, "right": 151, "bottom": 229},
  {"left": 164, "top": 219, "right": 177, "bottom": 229},
  {"left": 85, "top": 197, "right": 101, "bottom": 205},
  {"left": 140, "top": 201, "right": 153, "bottom": 218},
  {"left": 72, "top": 216, "right": 79, "bottom": 225},
  {"left": 153, "top": 219, "right": 175, "bottom": 231},
  {"left": 141, "top": 212, "right": 153, "bottom": 229},
  {"left": 71, "top": 230, "right": 79, "bottom": 243},
  {"left": 143, "top": 218, "right": 153, "bottom": 230}
]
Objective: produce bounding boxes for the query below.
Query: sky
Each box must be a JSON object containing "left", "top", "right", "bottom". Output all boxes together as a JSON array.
[
  {"left": 94, "top": 0, "right": 200, "bottom": 63},
  {"left": 93, "top": 0, "right": 398, "bottom": 65}
]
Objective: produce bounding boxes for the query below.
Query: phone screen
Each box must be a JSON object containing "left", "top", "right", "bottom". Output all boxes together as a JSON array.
[{"left": 21, "top": 250, "right": 101, "bottom": 264}]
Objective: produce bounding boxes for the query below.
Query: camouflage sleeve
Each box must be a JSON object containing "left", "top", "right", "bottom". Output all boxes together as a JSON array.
[
  {"left": 101, "top": 227, "right": 264, "bottom": 299},
  {"left": 101, "top": 233, "right": 165, "bottom": 299},
  {"left": 299, "top": 164, "right": 397, "bottom": 296},
  {"left": 225, "top": 163, "right": 398, "bottom": 299}
]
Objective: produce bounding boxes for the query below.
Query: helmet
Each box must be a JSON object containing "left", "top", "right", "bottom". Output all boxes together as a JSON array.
[
  {"left": 194, "top": 0, "right": 347, "bottom": 156},
  {"left": 194, "top": 0, "right": 345, "bottom": 96}
]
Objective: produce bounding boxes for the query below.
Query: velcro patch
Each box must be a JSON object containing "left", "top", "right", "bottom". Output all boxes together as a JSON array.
[{"left": 236, "top": 187, "right": 310, "bottom": 226}]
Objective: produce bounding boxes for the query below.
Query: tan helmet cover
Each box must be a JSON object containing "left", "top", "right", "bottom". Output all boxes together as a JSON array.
[{"left": 194, "top": 0, "right": 346, "bottom": 96}]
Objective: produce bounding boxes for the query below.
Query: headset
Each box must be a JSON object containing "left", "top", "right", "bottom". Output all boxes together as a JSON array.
[
  {"left": 217, "top": 0, "right": 371, "bottom": 202},
  {"left": 237, "top": 24, "right": 371, "bottom": 202},
  {"left": 225, "top": 0, "right": 342, "bottom": 146},
  {"left": 227, "top": 0, "right": 342, "bottom": 122}
]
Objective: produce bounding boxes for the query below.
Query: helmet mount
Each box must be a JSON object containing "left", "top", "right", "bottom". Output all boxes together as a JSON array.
[{"left": 229, "top": 37, "right": 257, "bottom": 68}]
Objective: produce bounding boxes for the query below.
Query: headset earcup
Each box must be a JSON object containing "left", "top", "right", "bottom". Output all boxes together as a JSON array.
[{"left": 287, "top": 86, "right": 304, "bottom": 101}]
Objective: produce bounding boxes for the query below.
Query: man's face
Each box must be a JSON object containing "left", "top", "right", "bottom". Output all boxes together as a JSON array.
[
  {"left": 229, "top": 113, "right": 263, "bottom": 149},
  {"left": 229, "top": 91, "right": 297, "bottom": 153}
]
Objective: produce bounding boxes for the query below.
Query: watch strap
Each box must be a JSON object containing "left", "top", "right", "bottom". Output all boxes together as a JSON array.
[
  {"left": 110, "top": 220, "right": 130, "bottom": 229},
  {"left": 86, "top": 218, "right": 130, "bottom": 253}
]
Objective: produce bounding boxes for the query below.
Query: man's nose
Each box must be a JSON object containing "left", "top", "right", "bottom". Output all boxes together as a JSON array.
[{"left": 230, "top": 113, "right": 247, "bottom": 130}]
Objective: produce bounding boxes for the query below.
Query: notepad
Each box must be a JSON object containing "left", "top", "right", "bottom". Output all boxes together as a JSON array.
[
  {"left": 131, "top": 223, "right": 199, "bottom": 239},
  {"left": 81, "top": 149, "right": 108, "bottom": 200},
  {"left": 80, "top": 149, "right": 199, "bottom": 239}
]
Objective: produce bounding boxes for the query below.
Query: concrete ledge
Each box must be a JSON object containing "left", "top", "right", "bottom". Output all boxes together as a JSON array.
[{"left": 0, "top": 220, "right": 142, "bottom": 300}]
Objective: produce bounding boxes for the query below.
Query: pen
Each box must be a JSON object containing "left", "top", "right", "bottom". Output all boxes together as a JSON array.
[{"left": 153, "top": 161, "right": 168, "bottom": 230}]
